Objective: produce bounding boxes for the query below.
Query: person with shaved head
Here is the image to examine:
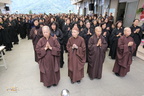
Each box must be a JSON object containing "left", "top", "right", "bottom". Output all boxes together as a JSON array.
[
  {"left": 113, "top": 27, "right": 136, "bottom": 77},
  {"left": 67, "top": 27, "right": 86, "bottom": 84},
  {"left": 87, "top": 26, "right": 108, "bottom": 79},
  {"left": 36, "top": 26, "right": 61, "bottom": 88}
]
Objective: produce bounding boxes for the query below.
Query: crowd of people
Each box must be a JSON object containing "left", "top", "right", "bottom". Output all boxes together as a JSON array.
[{"left": 0, "top": 13, "right": 143, "bottom": 88}]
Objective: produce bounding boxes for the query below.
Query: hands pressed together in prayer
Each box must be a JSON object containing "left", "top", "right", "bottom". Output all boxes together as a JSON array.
[
  {"left": 103, "top": 32, "right": 107, "bottom": 36},
  {"left": 54, "top": 34, "right": 57, "bottom": 39},
  {"left": 0, "top": 25, "right": 4, "bottom": 29},
  {"left": 87, "top": 29, "right": 92, "bottom": 35},
  {"left": 116, "top": 33, "right": 122, "bottom": 37},
  {"left": 128, "top": 41, "right": 134, "bottom": 47},
  {"left": 68, "top": 27, "right": 70, "bottom": 31},
  {"left": 72, "top": 44, "right": 78, "bottom": 49},
  {"left": 34, "top": 30, "right": 37, "bottom": 35},
  {"left": 106, "top": 27, "right": 110, "bottom": 30},
  {"left": 97, "top": 39, "right": 102, "bottom": 47},
  {"left": 45, "top": 42, "right": 52, "bottom": 50},
  {"left": 134, "top": 28, "right": 140, "bottom": 33}
]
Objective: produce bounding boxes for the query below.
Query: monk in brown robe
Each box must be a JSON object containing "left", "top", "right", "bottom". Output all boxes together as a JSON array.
[
  {"left": 36, "top": 26, "right": 61, "bottom": 88},
  {"left": 113, "top": 27, "right": 136, "bottom": 77},
  {"left": 87, "top": 27, "right": 108, "bottom": 79},
  {"left": 30, "top": 19, "right": 43, "bottom": 62},
  {"left": 67, "top": 27, "right": 86, "bottom": 84}
]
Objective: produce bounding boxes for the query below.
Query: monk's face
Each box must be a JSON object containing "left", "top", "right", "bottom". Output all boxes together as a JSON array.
[
  {"left": 95, "top": 27, "right": 102, "bottom": 36},
  {"left": 72, "top": 30, "right": 79, "bottom": 38},
  {"left": 124, "top": 28, "right": 131, "bottom": 36},
  {"left": 42, "top": 28, "right": 50, "bottom": 38}
]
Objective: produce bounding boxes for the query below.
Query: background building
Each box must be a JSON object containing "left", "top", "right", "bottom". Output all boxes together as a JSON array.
[
  {"left": 0, "top": 0, "right": 11, "bottom": 14},
  {"left": 70, "top": 0, "right": 144, "bottom": 26},
  {"left": 70, "top": 0, "right": 144, "bottom": 60}
]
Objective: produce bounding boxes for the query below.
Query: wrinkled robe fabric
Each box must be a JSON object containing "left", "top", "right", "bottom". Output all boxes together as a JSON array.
[
  {"left": 67, "top": 36, "right": 86, "bottom": 82},
  {"left": 113, "top": 35, "right": 136, "bottom": 76},
  {"left": 36, "top": 36, "right": 61, "bottom": 86}
]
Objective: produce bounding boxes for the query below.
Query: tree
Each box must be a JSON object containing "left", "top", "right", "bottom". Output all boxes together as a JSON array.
[{"left": 29, "top": 10, "right": 32, "bottom": 14}]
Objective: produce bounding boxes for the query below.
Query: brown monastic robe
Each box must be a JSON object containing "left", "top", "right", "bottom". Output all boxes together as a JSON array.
[
  {"left": 30, "top": 27, "right": 43, "bottom": 62},
  {"left": 67, "top": 36, "right": 86, "bottom": 83},
  {"left": 87, "top": 34, "right": 108, "bottom": 79},
  {"left": 36, "top": 36, "right": 61, "bottom": 87},
  {"left": 113, "top": 35, "right": 136, "bottom": 77}
]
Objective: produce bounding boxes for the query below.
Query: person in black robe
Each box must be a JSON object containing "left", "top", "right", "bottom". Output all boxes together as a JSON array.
[
  {"left": 8, "top": 17, "right": 19, "bottom": 44},
  {"left": 104, "top": 18, "right": 111, "bottom": 30},
  {"left": 82, "top": 21, "right": 94, "bottom": 62},
  {"left": 109, "top": 21, "right": 124, "bottom": 59},
  {"left": 0, "top": 17, "right": 4, "bottom": 46},
  {"left": 25, "top": 17, "right": 31, "bottom": 40},
  {"left": 2, "top": 17, "right": 13, "bottom": 51},
  {"left": 91, "top": 19, "right": 99, "bottom": 29},
  {"left": 130, "top": 19, "right": 142, "bottom": 56},
  {"left": 19, "top": 18, "right": 27, "bottom": 39},
  {"left": 62, "top": 18, "right": 71, "bottom": 52},
  {"left": 108, "top": 13, "right": 114, "bottom": 25},
  {"left": 50, "top": 22, "right": 64, "bottom": 68},
  {"left": 78, "top": 20, "right": 85, "bottom": 37},
  {"left": 100, "top": 22, "right": 110, "bottom": 44},
  {"left": 30, "top": 19, "right": 43, "bottom": 62}
]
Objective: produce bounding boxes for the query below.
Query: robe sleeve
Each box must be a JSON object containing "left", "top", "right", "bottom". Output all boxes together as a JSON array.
[
  {"left": 88, "top": 36, "right": 98, "bottom": 67},
  {"left": 30, "top": 28, "right": 36, "bottom": 39},
  {"left": 66, "top": 38, "right": 73, "bottom": 71},
  {"left": 101, "top": 37, "right": 108, "bottom": 53},
  {"left": 35, "top": 39, "right": 47, "bottom": 60},
  {"left": 51, "top": 39, "right": 61, "bottom": 56},
  {"left": 66, "top": 38, "right": 72, "bottom": 53},
  {"left": 76, "top": 38, "right": 86, "bottom": 70},
  {"left": 51, "top": 39, "right": 61, "bottom": 72},
  {"left": 117, "top": 37, "right": 129, "bottom": 55}
]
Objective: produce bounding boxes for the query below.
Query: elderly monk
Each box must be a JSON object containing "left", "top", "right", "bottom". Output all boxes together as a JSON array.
[
  {"left": 36, "top": 26, "right": 61, "bottom": 88},
  {"left": 113, "top": 27, "right": 136, "bottom": 77},
  {"left": 67, "top": 27, "right": 86, "bottom": 84},
  {"left": 87, "top": 26, "right": 108, "bottom": 79}
]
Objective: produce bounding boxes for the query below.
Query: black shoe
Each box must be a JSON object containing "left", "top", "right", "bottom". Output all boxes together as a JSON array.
[
  {"left": 60, "top": 65, "right": 63, "bottom": 68},
  {"left": 6, "top": 49, "right": 12, "bottom": 51},
  {"left": 71, "top": 80, "right": 74, "bottom": 84},
  {"left": 115, "top": 73, "right": 120, "bottom": 76},
  {"left": 53, "top": 84, "right": 57, "bottom": 86},
  {"left": 14, "top": 42, "right": 19, "bottom": 45},
  {"left": 47, "top": 86, "right": 51, "bottom": 88},
  {"left": 77, "top": 80, "right": 81, "bottom": 84},
  {"left": 90, "top": 78, "right": 93, "bottom": 80}
]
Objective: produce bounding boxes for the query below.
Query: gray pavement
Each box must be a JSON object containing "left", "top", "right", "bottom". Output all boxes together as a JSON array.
[{"left": 0, "top": 38, "right": 144, "bottom": 96}]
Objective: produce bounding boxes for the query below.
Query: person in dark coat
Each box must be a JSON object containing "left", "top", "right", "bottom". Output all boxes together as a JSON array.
[
  {"left": 130, "top": 19, "right": 142, "bottom": 56},
  {"left": 50, "top": 21, "right": 64, "bottom": 68}
]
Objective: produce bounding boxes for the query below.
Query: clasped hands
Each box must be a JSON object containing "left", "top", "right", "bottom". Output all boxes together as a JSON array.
[{"left": 45, "top": 42, "right": 52, "bottom": 50}]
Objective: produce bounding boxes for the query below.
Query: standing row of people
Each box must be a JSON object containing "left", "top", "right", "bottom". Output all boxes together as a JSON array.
[{"left": 0, "top": 13, "right": 143, "bottom": 88}]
